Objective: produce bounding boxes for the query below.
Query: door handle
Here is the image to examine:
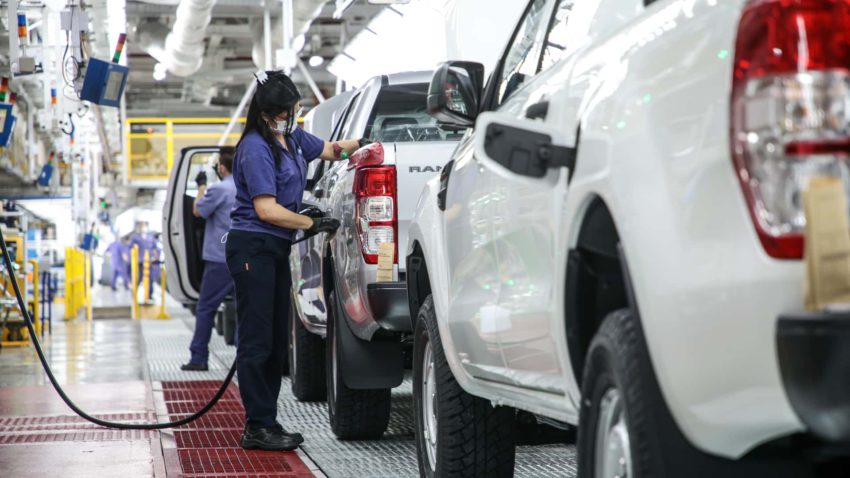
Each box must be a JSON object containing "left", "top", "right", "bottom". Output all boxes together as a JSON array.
[{"left": 525, "top": 101, "right": 549, "bottom": 120}]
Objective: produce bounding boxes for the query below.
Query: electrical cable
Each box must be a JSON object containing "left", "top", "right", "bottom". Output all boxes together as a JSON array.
[{"left": 0, "top": 226, "right": 238, "bottom": 430}]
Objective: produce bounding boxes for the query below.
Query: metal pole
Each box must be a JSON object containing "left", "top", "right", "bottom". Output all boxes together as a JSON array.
[
  {"left": 217, "top": 80, "right": 256, "bottom": 147},
  {"left": 297, "top": 59, "right": 325, "bottom": 103},
  {"left": 336, "top": 21, "right": 347, "bottom": 95},
  {"left": 281, "top": 0, "right": 293, "bottom": 74},
  {"left": 263, "top": 6, "right": 273, "bottom": 70}
]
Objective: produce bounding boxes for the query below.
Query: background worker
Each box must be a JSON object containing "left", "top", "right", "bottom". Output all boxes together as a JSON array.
[
  {"left": 226, "top": 69, "right": 366, "bottom": 452},
  {"left": 106, "top": 236, "right": 131, "bottom": 291},
  {"left": 182, "top": 147, "right": 237, "bottom": 372}
]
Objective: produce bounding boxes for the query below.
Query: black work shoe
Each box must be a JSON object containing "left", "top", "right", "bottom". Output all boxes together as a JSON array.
[
  {"left": 273, "top": 423, "right": 304, "bottom": 444},
  {"left": 180, "top": 362, "right": 208, "bottom": 371},
  {"left": 241, "top": 426, "right": 301, "bottom": 451}
]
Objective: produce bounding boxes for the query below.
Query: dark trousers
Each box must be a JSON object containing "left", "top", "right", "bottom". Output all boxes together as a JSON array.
[
  {"left": 189, "top": 261, "right": 234, "bottom": 365},
  {"left": 225, "top": 229, "right": 291, "bottom": 429}
]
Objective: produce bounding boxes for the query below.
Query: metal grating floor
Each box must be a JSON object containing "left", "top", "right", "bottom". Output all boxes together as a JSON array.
[{"left": 142, "top": 315, "right": 577, "bottom": 477}]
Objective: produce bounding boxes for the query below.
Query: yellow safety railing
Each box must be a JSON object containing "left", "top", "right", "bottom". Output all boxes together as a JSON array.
[
  {"left": 143, "top": 250, "right": 151, "bottom": 304},
  {"left": 28, "top": 259, "right": 41, "bottom": 335},
  {"left": 156, "top": 263, "right": 170, "bottom": 320},
  {"left": 126, "top": 117, "right": 246, "bottom": 181},
  {"left": 131, "top": 245, "right": 139, "bottom": 320},
  {"left": 63, "top": 247, "right": 88, "bottom": 320}
]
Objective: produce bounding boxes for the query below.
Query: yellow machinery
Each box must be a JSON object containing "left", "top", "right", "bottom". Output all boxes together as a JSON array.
[
  {"left": 127, "top": 117, "right": 245, "bottom": 181},
  {"left": 1, "top": 229, "right": 41, "bottom": 346}
]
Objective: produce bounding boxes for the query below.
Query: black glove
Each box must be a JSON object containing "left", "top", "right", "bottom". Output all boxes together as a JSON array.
[
  {"left": 194, "top": 170, "right": 207, "bottom": 187},
  {"left": 358, "top": 137, "right": 373, "bottom": 149},
  {"left": 299, "top": 206, "right": 325, "bottom": 219},
  {"left": 307, "top": 217, "right": 340, "bottom": 235}
]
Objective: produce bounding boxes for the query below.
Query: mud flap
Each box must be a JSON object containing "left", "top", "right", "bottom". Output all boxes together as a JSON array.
[{"left": 337, "top": 313, "right": 404, "bottom": 390}]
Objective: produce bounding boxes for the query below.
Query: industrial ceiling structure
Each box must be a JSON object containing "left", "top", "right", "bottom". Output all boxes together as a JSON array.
[{"left": 125, "top": 0, "right": 384, "bottom": 116}]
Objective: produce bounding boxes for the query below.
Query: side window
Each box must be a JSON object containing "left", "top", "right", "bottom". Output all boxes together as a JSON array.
[
  {"left": 495, "top": 0, "right": 555, "bottom": 106},
  {"left": 185, "top": 150, "right": 221, "bottom": 197},
  {"left": 338, "top": 93, "right": 362, "bottom": 140},
  {"left": 539, "top": 0, "right": 575, "bottom": 71},
  {"left": 331, "top": 93, "right": 359, "bottom": 141}
]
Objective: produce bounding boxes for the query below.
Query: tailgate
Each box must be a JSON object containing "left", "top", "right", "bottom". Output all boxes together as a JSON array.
[{"left": 392, "top": 141, "right": 458, "bottom": 272}]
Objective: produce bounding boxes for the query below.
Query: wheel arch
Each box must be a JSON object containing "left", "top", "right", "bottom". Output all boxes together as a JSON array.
[
  {"left": 564, "top": 195, "right": 636, "bottom": 382},
  {"left": 406, "top": 240, "right": 431, "bottom": 322}
]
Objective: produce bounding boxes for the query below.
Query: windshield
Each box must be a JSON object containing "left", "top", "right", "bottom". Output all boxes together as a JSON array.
[{"left": 364, "top": 83, "right": 466, "bottom": 143}]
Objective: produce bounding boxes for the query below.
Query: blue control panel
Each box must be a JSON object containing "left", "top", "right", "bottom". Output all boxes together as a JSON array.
[
  {"left": 80, "top": 58, "right": 128, "bottom": 108},
  {"left": 0, "top": 104, "right": 16, "bottom": 147}
]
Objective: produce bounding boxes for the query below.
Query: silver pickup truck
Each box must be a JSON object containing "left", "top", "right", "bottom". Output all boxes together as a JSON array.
[{"left": 288, "top": 71, "right": 464, "bottom": 439}]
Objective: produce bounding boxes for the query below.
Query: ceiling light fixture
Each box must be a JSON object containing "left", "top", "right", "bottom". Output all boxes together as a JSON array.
[{"left": 308, "top": 55, "right": 324, "bottom": 67}]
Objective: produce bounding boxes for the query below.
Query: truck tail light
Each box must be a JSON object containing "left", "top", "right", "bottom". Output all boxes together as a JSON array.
[
  {"left": 354, "top": 165, "right": 397, "bottom": 265},
  {"left": 731, "top": 0, "right": 850, "bottom": 259}
]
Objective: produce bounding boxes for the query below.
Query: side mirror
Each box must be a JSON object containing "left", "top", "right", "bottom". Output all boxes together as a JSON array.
[
  {"left": 473, "top": 112, "right": 576, "bottom": 180},
  {"left": 427, "top": 61, "right": 485, "bottom": 128}
]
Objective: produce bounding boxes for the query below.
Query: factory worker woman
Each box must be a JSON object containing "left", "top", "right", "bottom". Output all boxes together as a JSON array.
[{"left": 227, "top": 70, "right": 368, "bottom": 451}]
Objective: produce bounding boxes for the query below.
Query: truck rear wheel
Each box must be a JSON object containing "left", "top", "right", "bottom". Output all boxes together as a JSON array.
[
  {"left": 413, "top": 295, "right": 516, "bottom": 477},
  {"left": 326, "top": 287, "right": 391, "bottom": 439},
  {"left": 289, "top": 300, "right": 326, "bottom": 401},
  {"left": 578, "top": 309, "right": 645, "bottom": 478}
]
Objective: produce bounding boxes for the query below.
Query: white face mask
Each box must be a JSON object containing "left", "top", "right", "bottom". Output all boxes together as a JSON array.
[{"left": 268, "top": 107, "right": 303, "bottom": 135}]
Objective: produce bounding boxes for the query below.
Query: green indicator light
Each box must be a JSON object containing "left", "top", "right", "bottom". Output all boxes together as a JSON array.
[
  {"left": 616, "top": 121, "right": 627, "bottom": 130},
  {"left": 642, "top": 93, "right": 652, "bottom": 104},
  {"left": 483, "top": 284, "right": 492, "bottom": 290},
  {"left": 506, "top": 279, "right": 515, "bottom": 286},
  {"left": 717, "top": 49, "right": 729, "bottom": 60}
]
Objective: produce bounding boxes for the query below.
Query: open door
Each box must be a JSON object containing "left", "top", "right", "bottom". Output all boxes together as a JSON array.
[{"left": 163, "top": 146, "right": 223, "bottom": 305}]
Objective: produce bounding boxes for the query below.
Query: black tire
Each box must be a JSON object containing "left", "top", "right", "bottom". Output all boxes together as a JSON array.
[
  {"left": 326, "top": 286, "right": 391, "bottom": 440},
  {"left": 577, "top": 308, "right": 654, "bottom": 478},
  {"left": 413, "top": 295, "right": 516, "bottom": 477},
  {"left": 214, "top": 308, "right": 224, "bottom": 336},
  {"left": 289, "top": 298, "right": 327, "bottom": 401},
  {"left": 222, "top": 300, "right": 236, "bottom": 346}
]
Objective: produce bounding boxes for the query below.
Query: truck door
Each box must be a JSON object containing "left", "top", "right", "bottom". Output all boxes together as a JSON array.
[
  {"left": 292, "top": 92, "right": 361, "bottom": 330},
  {"left": 477, "top": 0, "right": 578, "bottom": 394},
  {"left": 163, "top": 146, "right": 222, "bottom": 305}
]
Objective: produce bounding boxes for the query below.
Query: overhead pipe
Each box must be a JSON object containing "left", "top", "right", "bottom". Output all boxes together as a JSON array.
[
  {"left": 164, "top": 0, "right": 217, "bottom": 76},
  {"left": 135, "top": 0, "right": 217, "bottom": 77}
]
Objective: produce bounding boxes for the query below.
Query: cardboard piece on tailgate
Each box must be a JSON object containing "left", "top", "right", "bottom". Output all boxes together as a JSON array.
[
  {"left": 376, "top": 242, "right": 394, "bottom": 283},
  {"left": 803, "top": 176, "right": 850, "bottom": 311}
]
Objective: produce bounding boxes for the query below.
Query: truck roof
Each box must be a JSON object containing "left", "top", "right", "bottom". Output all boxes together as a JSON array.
[{"left": 382, "top": 70, "right": 434, "bottom": 86}]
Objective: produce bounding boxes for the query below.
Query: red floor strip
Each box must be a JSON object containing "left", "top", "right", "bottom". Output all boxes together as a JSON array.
[{"left": 160, "top": 381, "right": 314, "bottom": 478}]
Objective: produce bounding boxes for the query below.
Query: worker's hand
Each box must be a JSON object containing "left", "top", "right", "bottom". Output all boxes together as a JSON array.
[
  {"left": 307, "top": 217, "right": 340, "bottom": 235},
  {"left": 194, "top": 170, "right": 207, "bottom": 187},
  {"left": 299, "top": 206, "right": 325, "bottom": 219}
]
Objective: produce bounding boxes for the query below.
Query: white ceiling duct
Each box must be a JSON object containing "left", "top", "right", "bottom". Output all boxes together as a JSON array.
[
  {"left": 251, "top": 0, "right": 329, "bottom": 70},
  {"left": 135, "top": 0, "right": 217, "bottom": 77},
  {"left": 164, "top": 0, "right": 217, "bottom": 76}
]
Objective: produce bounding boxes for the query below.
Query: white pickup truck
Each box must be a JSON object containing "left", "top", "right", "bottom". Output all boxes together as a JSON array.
[
  {"left": 407, "top": 0, "right": 850, "bottom": 477},
  {"left": 288, "top": 71, "right": 465, "bottom": 439}
]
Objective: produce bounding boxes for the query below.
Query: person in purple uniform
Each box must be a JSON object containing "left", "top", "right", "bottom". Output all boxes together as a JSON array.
[
  {"left": 181, "top": 147, "right": 237, "bottom": 372},
  {"left": 106, "top": 236, "right": 131, "bottom": 291},
  {"left": 226, "top": 70, "right": 367, "bottom": 452}
]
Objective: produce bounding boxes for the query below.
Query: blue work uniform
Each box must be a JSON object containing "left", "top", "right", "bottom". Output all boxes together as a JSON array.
[
  {"left": 188, "top": 176, "right": 237, "bottom": 366},
  {"left": 226, "top": 128, "right": 324, "bottom": 428},
  {"left": 106, "top": 241, "right": 130, "bottom": 290}
]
